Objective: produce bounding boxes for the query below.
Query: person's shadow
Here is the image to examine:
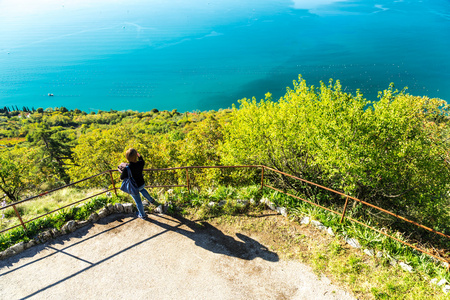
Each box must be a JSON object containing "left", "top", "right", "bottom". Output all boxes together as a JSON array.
[{"left": 147, "top": 214, "right": 279, "bottom": 262}]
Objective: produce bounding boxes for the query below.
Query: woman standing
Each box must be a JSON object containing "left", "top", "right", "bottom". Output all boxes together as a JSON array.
[{"left": 120, "top": 148, "right": 161, "bottom": 219}]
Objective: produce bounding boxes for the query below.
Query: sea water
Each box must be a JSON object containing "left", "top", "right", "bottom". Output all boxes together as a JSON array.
[{"left": 0, "top": 0, "right": 449, "bottom": 113}]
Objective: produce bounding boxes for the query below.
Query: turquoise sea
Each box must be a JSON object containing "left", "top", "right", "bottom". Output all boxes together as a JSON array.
[{"left": 0, "top": 0, "right": 449, "bottom": 113}]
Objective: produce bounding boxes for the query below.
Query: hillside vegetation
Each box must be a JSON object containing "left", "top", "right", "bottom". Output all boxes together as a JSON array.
[{"left": 1, "top": 76, "right": 449, "bottom": 249}]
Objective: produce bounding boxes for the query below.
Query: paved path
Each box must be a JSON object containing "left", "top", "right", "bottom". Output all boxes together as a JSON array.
[{"left": 0, "top": 213, "right": 355, "bottom": 300}]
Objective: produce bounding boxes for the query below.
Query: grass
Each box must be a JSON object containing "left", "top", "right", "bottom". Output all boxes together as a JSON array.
[{"left": 1, "top": 187, "right": 105, "bottom": 231}]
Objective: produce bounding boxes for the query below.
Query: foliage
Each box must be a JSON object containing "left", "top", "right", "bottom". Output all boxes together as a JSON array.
[
  {"left": 0, "top": 147, "right": 40, "bottom": 202},
  {"left": 222, "top": 76, "right": 450, "bottom": 229},
  {"left": 1, "top": 76, "right": 449, "bottom": 258},
  {"left": 25, "top": 122, "right": 75, "bottom": 184}
]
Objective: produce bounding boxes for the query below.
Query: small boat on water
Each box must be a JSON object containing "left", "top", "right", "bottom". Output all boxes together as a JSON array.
[{"left": 48, "top": 93, "right": 54, "bottom": 96}]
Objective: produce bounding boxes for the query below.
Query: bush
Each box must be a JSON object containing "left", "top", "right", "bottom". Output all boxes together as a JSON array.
[{"left": 222, "top": 76, "right": 450, "bottom": 232}]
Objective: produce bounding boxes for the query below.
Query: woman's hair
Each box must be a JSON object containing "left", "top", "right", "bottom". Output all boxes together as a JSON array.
[{"left": 125, "top": 148, "right": 138, "bottom": 163}]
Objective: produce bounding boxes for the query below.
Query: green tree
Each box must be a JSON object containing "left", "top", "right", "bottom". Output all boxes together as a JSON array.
[
  {"left": 68, "top": 126, "right": 137, "bottom": 187},
  {"left": 26, "top": 123, "right": 75, "bottom": 184},
  {"left": 0, "top": 147, "right": 39, "bottom": 202}
]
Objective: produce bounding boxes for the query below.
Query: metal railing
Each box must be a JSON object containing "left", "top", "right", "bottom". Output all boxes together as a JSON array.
[{"left": 1, "top": 165, "right": 449, "bottom": 269}]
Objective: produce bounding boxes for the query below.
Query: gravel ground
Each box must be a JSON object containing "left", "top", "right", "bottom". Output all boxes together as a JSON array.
[{"left": 0, "top": 213, "right": 355, "bottom": 300}]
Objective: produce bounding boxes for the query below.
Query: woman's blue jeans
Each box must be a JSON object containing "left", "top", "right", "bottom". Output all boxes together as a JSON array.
[{"left": 131, "top": 185, "right": 156, "bottom": 218}]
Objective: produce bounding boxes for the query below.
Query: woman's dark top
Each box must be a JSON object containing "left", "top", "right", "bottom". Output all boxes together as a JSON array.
[{"left": 120, "top": 156, "right": 146, "bottom": 187}]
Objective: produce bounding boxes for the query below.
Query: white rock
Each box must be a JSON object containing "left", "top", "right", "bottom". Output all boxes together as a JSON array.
[
  {"left": 443, "top": 285, "right": 450, "bottom": 294},
  {"left": 389, "top": 259, "right": 397, "bottom": 266},
  {"left": 237, "top": 199, "right": 249, "bottom": 206},
  {"left": 327, "top": 227, "right": 335, "bottom": 236},
  {"left": 430, "top": 278, "right": 438, "bottom": 285},
  {"left": 10, "top": 242, "right": 25, "bottom": 254},
  {"left": 122, "top": 203, "right": 133, "bottom": 213},
  {"left": 437, "top": 279, "right": 448, "bottom": 286},
  {"left": 311, "top": 220, "right": 322, "bottom": 227},
  {"left": 276, "top": 207, "right": 288, "bottom": 217},
  {"left": 62, "top": 220, "right": 76, "bottom": 233},
  {"left": 384, "top": 253, "right": 397, "bottom": 266},
  {"left": 98, "top": 208, "right": 108, "bottom": 218},
  {"left": 142, "top": 200, "right": 150, "bottom": 207},
  {"left": 106, "top": 203, "right": 114, "bottom": 213},
  {"left": 114, "top": 203, "right": 124, "bottom": 213},
  {"left": 1, "top": 248, "right": 15, "bottom": 259},
  {"left": 37, "top": 230, "right": 52, "bottom": 242},
  {"left": 25, "top": 240, "right": 36, "bottom": 249},
  {"left": 250, "top": 198, "right": 255, "bottom": 205},
  {"left": 259, "top": 197, "right": 276, "bottom": 210},
  {"left": 76, "top": 220, "right": 90, "bottom": 228},
  {"left": 345, "top": 237, "right": 361, "bottom": 249},
  {"left": 218, "top": 200, "right": 227, "bottom": 207},
  {"left": 267, "top": 202, "right": 276, "bottom": 211},
  {"left": 89, "top": 212, "right": 100, "bottom": 222},
  {"left": 208, "top": 202, "right": 216, "bottom": 207},
  {"left": 300, "top": 217, "right": 310, "bottom": 225},
  {"left": 376, "top": 251, "right": 383, "bottom": 258},
  {"left": 154, "top": 205, "right": 163, "bottom": 214},
  {"left": 363, "top": 249, "right": 374, "bottom": 257},
  {"left": 51, "top": 228, "right": 61, "bottom": 237},
  {"left": 399, "top": 262, "right": 413, "bottom": 273},
  {"left": 163, "top": 201, "right": 172, "bottom": 213}
]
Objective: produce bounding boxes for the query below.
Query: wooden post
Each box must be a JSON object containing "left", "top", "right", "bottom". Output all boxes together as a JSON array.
[
  {"left": 13, "top": 204, "right": 27, "bottom": 231},
  {"left": 109, "top": 170, "right": 118, "bottom": 197}
]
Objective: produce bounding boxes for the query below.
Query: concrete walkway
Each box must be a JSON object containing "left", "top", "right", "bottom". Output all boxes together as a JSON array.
[{"left": 0, "top": 213, "right": 355, "bottom": 300}]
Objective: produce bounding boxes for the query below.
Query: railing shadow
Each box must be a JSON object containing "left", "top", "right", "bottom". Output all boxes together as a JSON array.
[
  {"left": 1, "top": 212, "right": 278, "bottom": 299},
  {"left": 0, "top": 215, "right": 134, "bottom": 276}
]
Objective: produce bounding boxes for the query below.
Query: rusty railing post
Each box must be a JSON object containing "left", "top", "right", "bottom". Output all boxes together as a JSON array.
[
  {"left": 13, "top": 204, "right": 27, "bottom": 231},
  {"left": 185, "top": 167, "right": 190, "bottom": 194},
  {"left": 340, "top": 196, "right": 350, "bottom": 223},
  {"left": 260, "top": 166, "right": 265, "bottom": 190},
  {"left": 108, "top": 170, "right": 118, "bottom": 197}
]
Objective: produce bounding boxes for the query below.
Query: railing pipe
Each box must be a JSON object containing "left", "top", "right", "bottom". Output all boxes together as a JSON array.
[
  {"left": 1, "top": 171, "right": 111, "bottom": 210},
  {"left": 260, "top": 167, "right": 265, "bottom": 190},
  {"left": 185, "top": 168, "right": 190, "bottom": 193},
  {"left": 347, "top": 215, "right": 450, "bottom": 268},
  {"left": 0, "top": 164, "right": 449, "bottom": 270},
  {"left": 109, "top": 170, "right": 118, "bottom": 197},
  {"left": 264, "top": 184, "right": 341, "bottom": 215},
  {"left": 340, "top": 196, "right": 350, "bottom": 223},
  {"left": 263, "top": 166, "right": 450, "bottom": 240},
  {"left": 13, "top": 205, "right": 26, "bottom": 231},
  {"left": 0, "top": 188, "right": 114, "bottom": 234}
]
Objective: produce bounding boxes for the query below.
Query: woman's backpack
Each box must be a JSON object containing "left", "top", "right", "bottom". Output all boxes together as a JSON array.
[{"left": 120, "top": 166, "right": 139, "bottom": 195}]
